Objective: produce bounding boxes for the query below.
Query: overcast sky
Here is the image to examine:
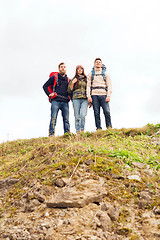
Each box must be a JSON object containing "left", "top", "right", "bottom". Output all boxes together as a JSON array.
[{"left": 0, "top": 0, "right": 160, "bottom": 142}]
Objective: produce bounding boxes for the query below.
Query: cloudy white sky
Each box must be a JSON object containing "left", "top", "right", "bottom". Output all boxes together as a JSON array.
[{"left": 0, "top": 0, "right": 160, "bottom": 142}]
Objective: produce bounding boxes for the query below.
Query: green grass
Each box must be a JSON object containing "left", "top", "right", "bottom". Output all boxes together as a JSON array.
[{"left": 0, "top": 123, "right": 159, "bottom": 216}]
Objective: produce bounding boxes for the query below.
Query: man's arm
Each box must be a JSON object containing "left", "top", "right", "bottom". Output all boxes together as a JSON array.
[
  {"left": 106, "top": 73, "right": 112, "bottom": 102},
  {"left": 87, "top": 73, "right": 92, "bottom": 104},
  {"left": 43, "top": 76, "right": 55, "bottom": 96}
]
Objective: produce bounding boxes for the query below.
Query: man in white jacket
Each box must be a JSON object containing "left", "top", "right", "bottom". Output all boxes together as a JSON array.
[{"left": 87, "top": 58, "right": 112, "bottom": 129}]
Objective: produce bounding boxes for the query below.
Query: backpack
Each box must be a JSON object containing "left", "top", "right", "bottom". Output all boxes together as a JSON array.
[
  {"left": 48, "top": 72, "right": 70, "bottom": 102},
  {"left": 90, "top": 64, "right": 107, "bottom": 95}
]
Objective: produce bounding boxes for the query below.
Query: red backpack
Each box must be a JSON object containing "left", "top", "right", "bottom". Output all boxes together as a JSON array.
[{"left": 48, "top": 72, "right": 70, "bottom": 102}]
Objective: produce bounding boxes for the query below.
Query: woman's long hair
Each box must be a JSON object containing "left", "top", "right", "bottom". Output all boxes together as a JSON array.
[{"left": 73, "top": 66, "right": 87, "bottom": 88}]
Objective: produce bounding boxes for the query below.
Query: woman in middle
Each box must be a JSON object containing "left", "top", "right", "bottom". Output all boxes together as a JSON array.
[{"left": 68, "top": 65, "right": 88, "bottom": 133}]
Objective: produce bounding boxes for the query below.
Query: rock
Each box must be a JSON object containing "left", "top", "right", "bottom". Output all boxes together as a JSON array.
[
  {"left": 153, "top": 232, "right": 160, "bottom": 238},
  {"left": 44, "top": 211, "right": 50, "bottom": 217},
  {"left": 115, "top": 227, "right": 132, "bottom": 236},
  {"left": 30, "top": 234, "right": 39, "bottom": 240},
  {"left": 47, "top": 179, "right": 107, "bottom": 208},
  {"left": 99, "top": 177, "right": 105, "bottom": 186},
  {"left": 136, "top": 191, "right": 152, "bottom": 209},
  {"left": 137, "top": 200, "right": 150, "bottom": 209},
  {"left": 60, "top": 228, "right": 77, "bottom": 235},
  {"left": 30, "top": 180, "right": 41, "bottom": 189},
  {"left": 101, "top": 203, "right": 120, "bottom": 221},
  {"left": 32, "top": 199, "right": 41, "bottom": 206},
  {"left": 101, "top": 203, "right": 108, "bottom": 211},
  {"left": 56, "top": 219, "right": 64, "bottom": 227},
  {"left": 132, "top": 161, "right": 145, "bottom": 169},
  {"left": 103, "top": 232, "right": 121, "bottom": 240},
  {"left": 89, "top": 236, "right": 101, "bottom": 240},
  {"left": 46, "top": 227, "right": 54, "bottom": 239},
  {"left": 40, "top": 220, "right": 52, "bottom": 229},
  {"left": 93, "top": 216, "right": 101, "bottom": 227},
  {"left": 143, "top": 169, "right": 154, "bottom": 176},
  {"left": 96, "top": 211, "right": 112, "bottom": 232},
  {"left": 85, "top": 159, "right": 93, "bottom": 166},
  {"left": 0, "top": 180, "right": 5, "bottom": 188},
  {"left": 1, "top": 233, "right": 10, "bottom": 238},
  {"left": 41, "top": 186, "right": 51, "bottom": 196},
  {"left": 47, "top": 190, "right": 107, "bottom": 208},
  {"left": 153, "top": 206, "right": 160, "bottom": 215},
  {"left": 108, "top": 207, "right": 120, "bottom": 221},
  {"left": 139, "top": 191, "right": 152, "bottom": 201},
  {"left": 127, "top": 175, "right": 141, "bottom": 181},
  {"left": 0, "top": 177, "right": 19, "bottom": 189},
  {"left": 55, "top": 178, "right": 66, "bottom": 188},
  {"left": 111, "top": 174, "right": 124, "bottom": 180},
  {"left": 5, "top": 178, "right": 19, "bottom": 186},
  {"left": 24, "top": 204, "right": 35, "bottom": 212},
  {"left": 34, "top": 192, "right": 46, "bottom": 202}
]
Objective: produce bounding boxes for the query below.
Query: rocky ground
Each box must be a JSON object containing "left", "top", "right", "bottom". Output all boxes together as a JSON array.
[{"left": 0, "top": 125, "right": 160, "bottom": 239}]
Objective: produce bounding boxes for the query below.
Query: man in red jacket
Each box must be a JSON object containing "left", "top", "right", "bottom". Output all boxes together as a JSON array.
[{"left": 43, "top": 63, "right": 70, "bottom": 136}]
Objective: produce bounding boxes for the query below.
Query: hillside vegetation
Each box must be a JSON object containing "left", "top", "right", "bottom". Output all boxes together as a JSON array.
[{"left": 0, "top": 124, "right": 160, "bottom": 240}]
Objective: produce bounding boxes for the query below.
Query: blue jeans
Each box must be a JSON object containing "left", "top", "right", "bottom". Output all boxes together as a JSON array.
[
  {"left": 49, "top": 101, "right": 70, "bottom": 135},
  {"left": 92, "top": 95, "right": 112, "bottom": 129},
  {"left": 72, "top": 99, "right": 88, "bottom": 132}
]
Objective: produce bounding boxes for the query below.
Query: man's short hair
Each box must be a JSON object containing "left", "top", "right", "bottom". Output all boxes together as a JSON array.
[
  {"left": 94, "top": 58, "right": 102, "bottom": 63},
  {"left": 58, "top": 62, "right": 65, "bottom": 69}
]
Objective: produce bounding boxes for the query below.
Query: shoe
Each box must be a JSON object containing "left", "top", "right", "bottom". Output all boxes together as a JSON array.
[{"left": 49, "top": 134, "right": 55, "bottom": 137}]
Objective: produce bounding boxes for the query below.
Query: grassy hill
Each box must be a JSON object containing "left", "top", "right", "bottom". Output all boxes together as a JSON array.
[{"left": 0, "top": 123, "right": 160, "bottom": 239}]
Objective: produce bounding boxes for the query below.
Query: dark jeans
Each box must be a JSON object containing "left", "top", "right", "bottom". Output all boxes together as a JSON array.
[
  {"left": 49, "top": 101, "right": 70, "bottom": 135},
  {"left": 92, "top": 95, "right": 112, "bottom": 129}
]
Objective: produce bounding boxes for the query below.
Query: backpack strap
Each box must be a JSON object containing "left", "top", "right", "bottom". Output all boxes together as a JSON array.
[
  {"left": 67, "top": 76, "right": 71, "bottom": 101},
  {"left": 47, "top": 72, "right": 58, "bottom": 95},
  {"left": 53, "top": 72, "right": 59, "bottom": 87},
  {"left": 48, "top": 72, "right": 59, "bottom": 102},
  {"left": 49, "top": 73, "right": 70, "bottom": 102},
  {"left": 101, "top": 67, "right": 107, "bottom": 86},
  {"left": 53, "top": 73, "right": 69, "bottom": 86},
  {"left": 90, "top": 65, "right": 107, "bottom": 95},
  {"left": 90, "top": 67, "right": 95, "bottom": 95}
]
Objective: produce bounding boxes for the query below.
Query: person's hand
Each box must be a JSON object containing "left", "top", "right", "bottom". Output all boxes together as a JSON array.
[
  {"left": 88, "top": 97, "right": 92, "bottom": 108},
  {"left": 89, "top": 102, "right": 92, "bottom": 108},
  {"left": 49, "top": 93, "right": 55, "bottom": 97},
  {"left": 88, "top": 97, "right": 92, "bottom": 103},
  {"left": 106, "top": 96, "right": 110, "bottom": 102},
  {"left": 70, "top": 78, "right": 77, "bottom": 90},
  {"left": 72, "top": 78, "right": 77, "bottom": 84}
]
